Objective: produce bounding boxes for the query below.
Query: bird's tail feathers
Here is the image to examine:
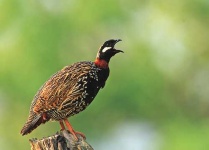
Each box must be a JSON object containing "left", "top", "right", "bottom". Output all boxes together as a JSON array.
[{"left": 20, "top": 112, "right": 49, "bottom": 135}]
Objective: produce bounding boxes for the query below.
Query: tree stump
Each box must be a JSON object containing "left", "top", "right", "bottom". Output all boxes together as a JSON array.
[{"left": 29, "top": 130, "right": 94, "bottom": 150}]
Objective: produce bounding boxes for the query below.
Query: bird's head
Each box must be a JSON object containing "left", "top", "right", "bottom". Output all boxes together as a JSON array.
[{"left": 96, "top": 39, "right": 123, "bottom": 63}]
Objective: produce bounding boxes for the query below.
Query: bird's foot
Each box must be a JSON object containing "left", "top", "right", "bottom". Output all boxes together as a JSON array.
[
  {"left": 63, "top": 119, "right": 86, "bottom": 141},
  {"left": 74, "top": 131, "right": 86, "bottom": 140},
  {"left": 69, "top": 130, "right": 86, "bottom": 141}
]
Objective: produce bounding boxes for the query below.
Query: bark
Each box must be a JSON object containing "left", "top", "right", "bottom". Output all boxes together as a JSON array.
[{"left": 29, "top": 130, "right": 94, "bottom": 150}]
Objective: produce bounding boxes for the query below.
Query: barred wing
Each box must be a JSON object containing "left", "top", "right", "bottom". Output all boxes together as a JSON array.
[{"left": 32, "top": 62, "right": 92, "bottom": 114}]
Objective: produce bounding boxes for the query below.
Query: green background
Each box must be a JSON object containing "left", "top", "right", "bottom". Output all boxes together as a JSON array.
[{"left": 1, "top": 0, "right": 209, "bottom": 149}]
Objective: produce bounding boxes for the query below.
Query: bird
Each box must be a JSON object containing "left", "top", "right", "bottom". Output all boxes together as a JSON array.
[{"left": 20, "top": 39, "right": 123, "bottom": 140}]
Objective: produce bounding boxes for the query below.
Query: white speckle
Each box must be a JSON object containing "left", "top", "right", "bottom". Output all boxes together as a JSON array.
[{"left": 102, "top": 47, "right": 112, "bottom": 53}]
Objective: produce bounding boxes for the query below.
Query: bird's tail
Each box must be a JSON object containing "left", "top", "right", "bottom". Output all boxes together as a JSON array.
[{"left": 20, "top": 111, "right": 49, "bottom": 135}]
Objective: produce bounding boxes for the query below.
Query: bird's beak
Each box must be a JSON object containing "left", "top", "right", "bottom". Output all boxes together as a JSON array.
[
  {"left": 113, "top": 49, "right": 124, "bottom": 53},
  {"left": 115, "top": 39, "right": 122, "bottom": 43},
  {"left": 113, "top": 39, "right": 122, "bottom": 45},
  {"left": 113, "top": 39, "right": 123, "bottom": 53}
]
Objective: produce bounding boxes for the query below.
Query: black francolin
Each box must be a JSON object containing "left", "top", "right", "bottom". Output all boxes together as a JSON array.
[{"left": 20, "top": 39, "right": 123, "bottom": 140}]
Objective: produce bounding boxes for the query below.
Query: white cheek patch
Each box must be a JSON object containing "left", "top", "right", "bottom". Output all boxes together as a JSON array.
[{"left": 102, "top": 47, "right": 112, "bottom": 53}]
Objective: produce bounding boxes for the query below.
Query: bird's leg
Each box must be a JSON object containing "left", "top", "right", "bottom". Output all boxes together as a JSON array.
[
  {"left": 64, "top": 119, "right": 86, "bottom": 140},
  {"left": 59, "top": 120, "right": 65, "bottom": 130}
]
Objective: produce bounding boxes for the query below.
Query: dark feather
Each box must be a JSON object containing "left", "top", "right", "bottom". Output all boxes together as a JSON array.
[{"left": 20, "top": 112, "right": 49, "bottom": 135}]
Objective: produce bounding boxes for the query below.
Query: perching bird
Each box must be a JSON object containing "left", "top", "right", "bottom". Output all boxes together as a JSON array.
[{"left": 20, "top": 39, "right": 123, "bottom": 140}]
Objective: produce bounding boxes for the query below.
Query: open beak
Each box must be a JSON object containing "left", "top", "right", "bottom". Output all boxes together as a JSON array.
[{"left": 113, "top": 39, "right": 123, "bottom": 53}]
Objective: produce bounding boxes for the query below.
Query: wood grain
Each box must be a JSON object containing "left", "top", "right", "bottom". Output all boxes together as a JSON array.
[{"left": 29, "top": 130, "right": 94, "bottom": 150}]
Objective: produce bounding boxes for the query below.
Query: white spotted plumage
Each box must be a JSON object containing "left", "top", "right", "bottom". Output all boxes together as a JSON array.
[{"left": 20, "top": 39, "right": 122, "bottom": 137}]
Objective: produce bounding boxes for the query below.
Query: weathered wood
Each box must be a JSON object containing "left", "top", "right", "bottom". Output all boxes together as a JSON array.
[{"left": 29, "top": 130, "right": 94, "bottom": 150}]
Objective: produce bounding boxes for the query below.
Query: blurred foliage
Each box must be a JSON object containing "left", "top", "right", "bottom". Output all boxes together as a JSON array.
[{"left": 0, "top": 0, "right": 209, "bottom": 149}]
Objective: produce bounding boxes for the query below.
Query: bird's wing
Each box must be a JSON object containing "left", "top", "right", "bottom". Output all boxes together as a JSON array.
[{"left": 32, "top": 62, "right": 92, "bottom": 114}]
